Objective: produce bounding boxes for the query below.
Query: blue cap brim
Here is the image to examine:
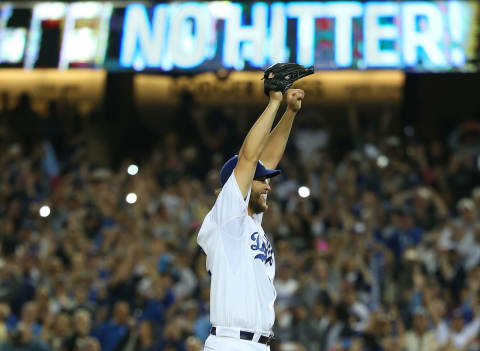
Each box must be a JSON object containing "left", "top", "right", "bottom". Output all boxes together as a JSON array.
[
  {"left": 219, "top": 155, "right": 282, "bottom": 186},
  {"left": 254, "top": 168, "right": 281, "bottom": 180}
]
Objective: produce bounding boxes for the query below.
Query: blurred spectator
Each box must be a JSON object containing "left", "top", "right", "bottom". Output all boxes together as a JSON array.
[
  {"left": 123, "top": 320, "right": 161, "bottom": 351},
  {"left": 0, "top": 322, "right": 50, "bottom": 351},
  {"left": 63, "top": 309, "right": 92, "bottom": 351},
  {"left": 48, "top": 313, "right": 71, "bottom": 351},
  {"left": 274, "top": 260, "right": 299, "bottom": 309},
  {"left": 403, "top": 308, "right": 438, "bottom": 351},
  {"left": 0, "top": 304, "right": 9, "bottom": 344},
  {"left": 91, "top": 301, "right": 131, "bottom": 351},
  {"left": 185, "top": 336, "right": 202, "bottom": 351},
  {"left": 75, "top": 337, "right": 100, "bottom": 351},
  {"left": 19, "top": 302, "right": 42, "bottom": 337},
  {"left": 434, "top": 300, "right": 480, "bottom": 351}
]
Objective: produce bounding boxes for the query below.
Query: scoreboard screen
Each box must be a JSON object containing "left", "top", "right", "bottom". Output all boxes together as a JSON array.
[{"left": 0, "top": 1, "right": 479, "bottom": 72}]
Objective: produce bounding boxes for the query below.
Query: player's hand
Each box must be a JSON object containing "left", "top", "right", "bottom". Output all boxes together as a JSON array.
[
  {"left": 269, "top": 90, "right": 283, "bottom": 102},
  {"left": 286, "top": 88, "right": 304, "bottom": 112}
]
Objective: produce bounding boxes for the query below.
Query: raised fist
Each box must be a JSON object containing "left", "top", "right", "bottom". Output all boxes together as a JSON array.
[{"left": 285, "top": 89, "right": 305, "bottom": 112}]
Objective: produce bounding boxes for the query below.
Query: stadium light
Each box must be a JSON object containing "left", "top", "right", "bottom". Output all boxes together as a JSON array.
[
  {"left": 39, "top": 205, "right": 51, "bottom": 217},
  {"left": 127, "top": 164, "right": 139, "bottom": 175},
  {"left": 126, "top": 193, "right": 137, "bottom": 204},
  {"left": 298, "top": 186, "right": 310, "bottom": 198}
]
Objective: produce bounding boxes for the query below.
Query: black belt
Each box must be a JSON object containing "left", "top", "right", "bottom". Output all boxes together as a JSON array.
[{"left": 210, "top": 327, "right": 275, "bottom": 345}]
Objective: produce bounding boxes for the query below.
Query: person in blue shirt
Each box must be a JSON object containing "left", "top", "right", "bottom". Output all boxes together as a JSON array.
[
  {"left": 386, "top": 207, "right": 423, "bottom": 264},
  {"left": 91, "top": 301, "right": 131, "bottom": 351}
]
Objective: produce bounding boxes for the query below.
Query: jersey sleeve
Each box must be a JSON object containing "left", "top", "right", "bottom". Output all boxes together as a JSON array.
[
  {"left": 211, "top": 172, "right": 251, "bottom": 227},
  {"left": 197, "top": 211, "right": 216, "bottom": 255}
]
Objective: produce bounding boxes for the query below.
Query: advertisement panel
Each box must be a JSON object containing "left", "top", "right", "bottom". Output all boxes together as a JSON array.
[
  {"left": 0, "top": 69, "right": 106, "bottom": 113},
  {"left": 0, "top": 1, "right": 478, "bottom": 71},
  {"left": 135, "top": 70, "right": 405, "bottom": 106}
]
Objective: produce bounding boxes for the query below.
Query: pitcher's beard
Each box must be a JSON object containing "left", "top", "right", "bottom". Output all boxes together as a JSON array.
[{"left": 249, "top": 192, "right": 267, "bottom": 214}]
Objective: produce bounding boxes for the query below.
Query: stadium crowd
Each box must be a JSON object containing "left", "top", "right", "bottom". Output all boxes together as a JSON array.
[{"left": 0, "top": 92, "right": 480, "bottom": 351}]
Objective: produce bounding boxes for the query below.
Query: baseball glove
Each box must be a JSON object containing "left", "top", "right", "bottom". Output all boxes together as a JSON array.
[{"left": 262, "top": 63, "right": 314, "bottom": 96}]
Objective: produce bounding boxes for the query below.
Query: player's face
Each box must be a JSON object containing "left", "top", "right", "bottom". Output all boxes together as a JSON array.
[{"left": 249, "top": 177, "right": 271, "bottom": 214}]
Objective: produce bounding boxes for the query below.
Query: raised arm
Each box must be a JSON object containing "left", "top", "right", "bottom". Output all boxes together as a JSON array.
[
  {"left": 234, "top": 91, "right": 283, "bottom": 197},
  {"left": 260, "top": 89, "right": 304, "bottom": 169}
]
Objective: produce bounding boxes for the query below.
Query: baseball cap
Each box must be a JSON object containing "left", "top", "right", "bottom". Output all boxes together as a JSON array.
[{"left": 220, "top": 155, "right": 281, "bottom": 186}]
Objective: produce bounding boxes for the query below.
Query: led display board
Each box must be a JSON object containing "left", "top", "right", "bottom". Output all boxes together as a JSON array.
[{"left": 0, "top": 1, "right": 478, "bottom": 71}]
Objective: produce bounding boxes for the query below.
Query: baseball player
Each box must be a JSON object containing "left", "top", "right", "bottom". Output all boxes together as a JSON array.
[{"left": 197, "top": 64, "right": 313, "bottom": 350}]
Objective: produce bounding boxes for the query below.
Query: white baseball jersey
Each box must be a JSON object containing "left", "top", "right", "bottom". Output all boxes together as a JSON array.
[{"left": 197, "top": 172, "right": 276, "bottom": 334}]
